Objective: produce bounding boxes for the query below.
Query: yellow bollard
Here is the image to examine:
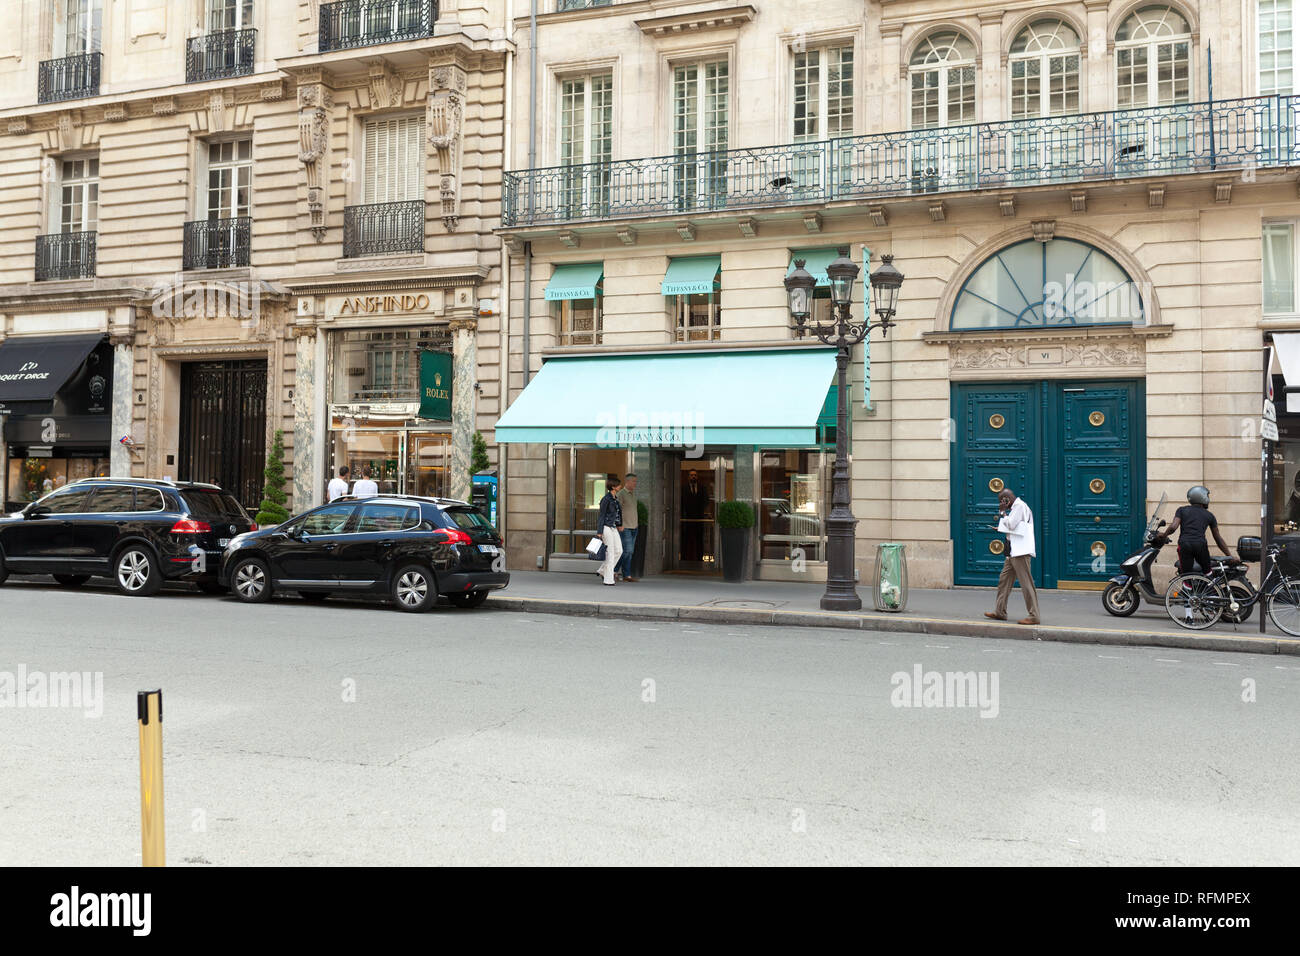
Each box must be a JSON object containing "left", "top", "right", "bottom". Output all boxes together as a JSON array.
[{"left": 137, "top": 689, "right": 165, "bottom": 867}]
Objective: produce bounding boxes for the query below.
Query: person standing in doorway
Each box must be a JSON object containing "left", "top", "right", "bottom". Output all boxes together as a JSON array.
[
  {"left": 327, "top": 465, "right": 351, "bottom": 502},
  {"left": 681, "top": 468, "right": 709, "bottom": 562},
  {"left": 595, "top": 477, "right": 624, "bottom": 586},
  {"left": 984, "top": 487, "right": 1041, "bottom": 625},
  {"left": 352, "top": 466, "right": 379, "bottom": 498},
  {"left": 615, "top": 472, "right": 639, "bottom": 582}
]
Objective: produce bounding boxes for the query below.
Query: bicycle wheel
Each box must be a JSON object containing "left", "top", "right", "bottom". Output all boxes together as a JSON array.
[
  {"left": 1165, "top": 573, "right": 1225, "bottom": 630},
  {"left": 1266, "top": 580, "right": 1300, "bottom": 636},
  {"left": 1222, "top": 581, "right": 1256, "bottom": 624}
]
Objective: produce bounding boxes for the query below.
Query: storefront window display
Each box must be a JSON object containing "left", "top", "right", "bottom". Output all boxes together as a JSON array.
[
  {"left": 552, "top": 445, "right": 630, "bottom": 554},
  {"left": 331, "top": 326, "right": 452, "bottom": 404},
  {"left": 328, "top": 425, "right": 451, "bottom": 499},
  {"left": 7, "top": 455, "right": 110, "bottom": 504},
  {"left": 759, "top": 449, "right": 829, "bottom": 562}
]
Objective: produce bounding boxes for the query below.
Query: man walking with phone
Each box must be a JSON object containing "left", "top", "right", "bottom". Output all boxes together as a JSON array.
[{"left": 984, "top": 487, "right": 1041, "bottom": 625}]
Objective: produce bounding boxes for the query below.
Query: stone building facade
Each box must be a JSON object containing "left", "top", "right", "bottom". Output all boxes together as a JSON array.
[
  {"left": 497, "top": 0, "right": 1300, "bottom": 589},
  {"left": 0, "top": 0, "right": 510, "bottom": 514}
]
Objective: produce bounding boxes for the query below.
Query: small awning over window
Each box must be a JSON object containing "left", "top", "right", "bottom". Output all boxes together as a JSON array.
[
  {"left": 787, "top": 248, "right": 842, "bottom": 287},
  {"left": 661, "top": 255, "right": 721, "bottom": 296},
  {"left": 496, "top": 348, "right": 836, "bottom": 447},
  {"left": 544, "top": 262, "right": 604, "bottom": 301},
  {"left": 0, "top": 333, "right": 103, "bottom": 405}
]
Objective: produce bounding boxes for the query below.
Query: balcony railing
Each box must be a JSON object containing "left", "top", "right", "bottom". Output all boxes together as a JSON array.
[
  {"left": 186, "top": 29, "right": 257, "bottom": 83},
  {"left": 319, "top": 0, "right": 438, "bottom": 53},
  {"left": 36, "top": 232, "right": 97, "bottom": 281},
  {"left": 343, "top": 201, "right": 425, "bottom": 257},
  {"left": 184, "top": 217, "right": 252, "bottom": 270},
  {"left": 504, "top": 94, "right": 1300, "bottom": 227},
  {"left": 37, "top": 52, "right": 102, "bottom": 103}
]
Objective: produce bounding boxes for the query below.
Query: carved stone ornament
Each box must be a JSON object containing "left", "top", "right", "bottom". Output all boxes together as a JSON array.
[
  {"left": 298, "top": 84, "right": 332, "bottom": 242},
  {"left": 950, "top": 341, "right": 1144, "bottom": 372},
  {"left": 428, "top": 68, "right": 464, "bottom": 231},
  {"left": 367, "top": 60, "right": 402, "bottom": 109}
]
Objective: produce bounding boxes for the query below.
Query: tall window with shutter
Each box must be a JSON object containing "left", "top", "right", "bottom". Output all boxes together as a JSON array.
[{"left": 347, "top": 115, "right": 426, "bottom": 256}]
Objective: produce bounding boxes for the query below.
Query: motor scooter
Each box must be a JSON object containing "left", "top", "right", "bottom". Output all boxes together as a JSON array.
[{"left": 1101, "top": 494, "right": 1169, "bottom": 616}]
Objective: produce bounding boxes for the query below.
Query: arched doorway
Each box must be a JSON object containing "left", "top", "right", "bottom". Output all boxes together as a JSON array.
[{"left": 948, "top": 238, "right": 1147, "bottom": 587}]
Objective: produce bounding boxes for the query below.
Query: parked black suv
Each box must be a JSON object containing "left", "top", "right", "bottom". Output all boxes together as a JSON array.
[
  {"left": 0, "top": 478, "right": 256, "bottom": 596},
  {"left": 219, "top": 494, "right": 509, "bottom": 612}
]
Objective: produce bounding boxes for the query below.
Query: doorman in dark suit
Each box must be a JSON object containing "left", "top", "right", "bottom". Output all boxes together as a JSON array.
[{"left": 681, "top": 468, "right": 710, "bottom": 561}]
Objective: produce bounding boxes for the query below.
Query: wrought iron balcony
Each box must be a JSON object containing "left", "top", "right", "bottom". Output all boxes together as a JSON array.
[
  {"left": 186, "top": 29, "right": 257, "bottom": 83},
  {"left": 343, "top": 201, "right": 425, "bottom": 257},
  {"left": 504, "top": 94, "right": 1300, "bottom": 228},
  {"left": 319, "top": 0, "right": 438, "bottom": 53},
  {"left": 37, "top": 52, "right": 102, "bottom": 104},
  {"left": 35, "top": 232, "right": 97, "bottom": 281},
  {"left": 184, "top": 217, "right": 252, "bottom": 270}
]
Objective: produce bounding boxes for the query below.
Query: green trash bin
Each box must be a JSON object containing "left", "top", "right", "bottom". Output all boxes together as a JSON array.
[{"left": 873, "top": 543, "right": 908, "bottom": 612}]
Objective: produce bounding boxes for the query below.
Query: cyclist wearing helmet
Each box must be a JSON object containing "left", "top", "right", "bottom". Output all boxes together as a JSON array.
[{"left": 1160, "top": 485, "right": 1235, "bottom": 574}]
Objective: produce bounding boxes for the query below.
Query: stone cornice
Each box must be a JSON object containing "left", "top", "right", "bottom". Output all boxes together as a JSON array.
[
  {"left": 922, "top": 324, "right": 1175, "bottom": 346},
  {"left": 0, "top": 280, "right": 150, "bottom": 311},
  {"left": 634, "top": 4, "right": 756, "bottom": 37},
  {"left": 282, "top": 266, "right": 490, "bottom": 296},
  {"left": 541, "top": 340, "right": 831, "bottom": 359}
]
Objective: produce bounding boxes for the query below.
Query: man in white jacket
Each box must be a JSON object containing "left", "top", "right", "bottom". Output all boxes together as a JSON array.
[{"left": 984, "top": 487, "right": 1041, "bottom": 625}]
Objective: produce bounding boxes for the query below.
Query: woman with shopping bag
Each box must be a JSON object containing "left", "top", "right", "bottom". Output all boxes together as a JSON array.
[{"left": 592, "top": 477, "right": 624, "bottom": 586}]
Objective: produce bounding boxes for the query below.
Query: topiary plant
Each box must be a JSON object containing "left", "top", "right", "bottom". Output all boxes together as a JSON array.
[
  {"left": 717, "top": 500, "right": 755, "bottom": 530},
  {"left": 470, "top": 430, "right": 491, "bottom": 475},
  {"left": 255, "top": 429, "right": 290, "bottom": 527},
  {"left": 637, "top": 500, "right": 649, "bottom": 527}
]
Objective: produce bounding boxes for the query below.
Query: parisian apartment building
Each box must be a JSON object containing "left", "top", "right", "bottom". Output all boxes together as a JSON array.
[
  {"left": 497, "top": 0, "right": 1300, "bottom": 589},
  {"left": 0, "top": 0, "right": 511, "bottom": 514},
  {"left": 2, "top": 1, "right": 1300, "bottom": 593}
]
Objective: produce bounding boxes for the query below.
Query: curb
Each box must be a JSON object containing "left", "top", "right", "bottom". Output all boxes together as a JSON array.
[{"left": 488, "top": 596, "right": 1300, "bottom": 657}]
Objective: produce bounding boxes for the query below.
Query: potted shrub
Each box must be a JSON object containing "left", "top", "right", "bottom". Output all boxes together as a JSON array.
[
  {"left": 717, "top": 500, "right": 755, "bottom": 583},
  {"left": 631, "top": 500, "right": 649, "bottom": 578}
]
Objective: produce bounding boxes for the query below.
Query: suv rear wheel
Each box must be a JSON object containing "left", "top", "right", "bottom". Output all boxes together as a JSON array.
[
  {"left": 392, "top": 564, "right": 435, "bottom": 613},
  {"left": 115, "top": 546, "right": 163, "bottom": 596},
  {"left": 230, "top": 557, "right": 272, "bottom": 603}
]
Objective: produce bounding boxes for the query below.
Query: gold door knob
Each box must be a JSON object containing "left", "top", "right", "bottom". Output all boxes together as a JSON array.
[{"left": 989, "top": 477, "right": 1004, "bottom": 493}]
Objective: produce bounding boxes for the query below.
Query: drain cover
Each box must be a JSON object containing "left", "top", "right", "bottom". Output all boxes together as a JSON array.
[{"left": 698, "top": 599, "right": 786, "bottom": 610}]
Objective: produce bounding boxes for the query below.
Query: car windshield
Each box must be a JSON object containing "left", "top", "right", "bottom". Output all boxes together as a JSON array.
[
  {"left": 444, "top": 506, "right": 492, "bottom": 530},
  {"left": 183, "top": 489, "right": 249, "bottom": 522}
]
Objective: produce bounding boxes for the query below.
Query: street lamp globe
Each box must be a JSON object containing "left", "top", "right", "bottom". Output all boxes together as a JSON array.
[
  {"left": 784, "top": 258, "right": 815, "bottom": 325},
  {"left": 826, "top": 247, "right": 860, "bottom": 308},
  {"left": 869, "top": 254, "right": 905, "bottom": 328}
]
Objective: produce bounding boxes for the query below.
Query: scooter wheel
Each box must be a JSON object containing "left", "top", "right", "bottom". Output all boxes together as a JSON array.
[{"left": 1102, "top": 581, "right": 1140, "bottom": 617}]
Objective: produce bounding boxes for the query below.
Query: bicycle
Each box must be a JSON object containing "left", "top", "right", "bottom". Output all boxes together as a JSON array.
[{"left": 1164, "top": 544, "right": 1300, "bottom": 635}]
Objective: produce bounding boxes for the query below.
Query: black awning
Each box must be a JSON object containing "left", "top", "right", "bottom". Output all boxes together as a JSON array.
[{"left": 0, "top": 334, "right": 104, "bottom": 405}]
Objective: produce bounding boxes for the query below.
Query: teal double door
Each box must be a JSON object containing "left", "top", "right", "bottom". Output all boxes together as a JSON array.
[{"left": 951, "top": 379, "right": 1145, "bottom": 588}]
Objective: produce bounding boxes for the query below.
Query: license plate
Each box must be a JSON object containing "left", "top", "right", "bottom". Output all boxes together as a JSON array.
[
  {"left": 218, "top": 538, "right": 230, "bottom": 547},
  {"left": 478, "top": 544, "right": 499, "bottom": 555}
]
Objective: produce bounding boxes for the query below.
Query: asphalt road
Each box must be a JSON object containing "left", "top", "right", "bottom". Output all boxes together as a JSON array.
[{"left": 2, "top": 578, "right": 1298, "bottom": 866}]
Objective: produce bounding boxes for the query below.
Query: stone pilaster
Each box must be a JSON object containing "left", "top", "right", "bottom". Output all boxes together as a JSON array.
[
  {"left": 292, "top": 323, "right": 318, "bottom": 512},
  {"left": 733, "top": 446, "right": 755, "bottom": 504},
  {"left": 109, "top": 318, "right": 136, "bottom": 479},
  {"left": 449, "top": 316, "right": 477, "bottom": 502}
]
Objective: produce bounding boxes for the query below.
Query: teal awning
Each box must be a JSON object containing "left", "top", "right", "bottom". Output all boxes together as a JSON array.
[
  {"left": 661, "top": 255, "right": 721, "bottom": 296},
  {"left": 496, "top": 348, "right": 836, "bottom": 447},
  {"left": 786, "top": 247, "right": 841, "bottom": 287},
  {"left": 544, "top": 262, "right": 604, "bottom": 301}
]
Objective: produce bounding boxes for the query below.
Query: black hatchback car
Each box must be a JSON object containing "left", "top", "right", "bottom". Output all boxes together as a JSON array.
[
  {"left": 0, "top": 478, "right": 256, "bottom": 596},
  {"left": 219, "top": 494, "right": 509, "bottom": 612}
]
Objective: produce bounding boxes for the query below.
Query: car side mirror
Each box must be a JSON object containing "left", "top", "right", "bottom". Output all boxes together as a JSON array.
[{"left": 26, "top": 505, "right": 50, "bottom": 519}]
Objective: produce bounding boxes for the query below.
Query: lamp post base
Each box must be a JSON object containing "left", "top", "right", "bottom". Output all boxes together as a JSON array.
[{"left": 820, "top": 591, "right": 863, "bottom": 612}]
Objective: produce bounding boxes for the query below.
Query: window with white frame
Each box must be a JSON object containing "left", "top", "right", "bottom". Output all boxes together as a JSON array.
[
  {"left": 362, "top": 115, "right": 425, "bottom": 204},
  {"left": 1261, "top": 1, "right": 1295, "bottom": 95},
  {"left": 1115, "top": 6, "right": 1192, "bottom": 108},
  {"left": 792, "top": 45, "right": 853, "bottom": 142},
  {"left": 674, "top": 292, "right": 721, "bottom": 341},
  {"left": 558, "top": 299, "right": 603, "bottom": 346},
  {"left": 57, "top": 156, "right": 98, "bottom": 233},
  {"left": 207, "top": 0, "right": 253, "bottom": 32},
  {"left": 1264, "top": 221, "right": 1297, "bottom": 315},
  {"left": 910, "top": 32, "right": 976, "bottom": 129},
  {"left": 558, "top": 72, "right": 613, "bottom": 214},
  {"left": 54, "top": 0, "right": 103, "bottom": 57},
  {"left": 673, "top": 60, "right": 728, "bottom": 206},
  {"left": 206, "top": 139, "right": 251, "bottom": 219},
  {"left": 1009, "top": 19, "right": 1081, "bottom": 118}
]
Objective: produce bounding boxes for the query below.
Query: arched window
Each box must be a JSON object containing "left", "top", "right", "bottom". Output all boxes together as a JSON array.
[
  {"left": 1116, "top": 5, "right": 1192, "bottom": 108},
  {"left": 1009, "top": 19, "right": 1081, "bottom": 118},
  {"left": 909, "top": 32, "right": 977, "bottom": 129},
  {"left": 951, "top": 238, "right": 1145, "bottom": 330}
]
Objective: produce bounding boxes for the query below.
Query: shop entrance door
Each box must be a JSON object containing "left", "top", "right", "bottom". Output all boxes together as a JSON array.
[
  {"left": 178, "top": 359, "right": 267, "bottom": 511},
  {"left": 405, "top": 433, "right": 450, "bottom": 498},
  {"left": 672, "top": 453, "right": 734, "bottom": 572}
]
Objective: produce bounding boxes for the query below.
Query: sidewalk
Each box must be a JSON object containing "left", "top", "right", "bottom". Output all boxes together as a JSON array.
[{"left": 490, "top": 570, "right": 1300, "bottom": 657}]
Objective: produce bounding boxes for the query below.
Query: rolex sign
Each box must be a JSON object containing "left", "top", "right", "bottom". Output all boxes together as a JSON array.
[{"left": 419, "top": 350, "right": 453, "bottom": 420}]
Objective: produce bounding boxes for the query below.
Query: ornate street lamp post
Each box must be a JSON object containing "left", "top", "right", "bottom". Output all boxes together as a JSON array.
[{"left": 786, "top": 248, "right": 904, "bottom": 611}]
